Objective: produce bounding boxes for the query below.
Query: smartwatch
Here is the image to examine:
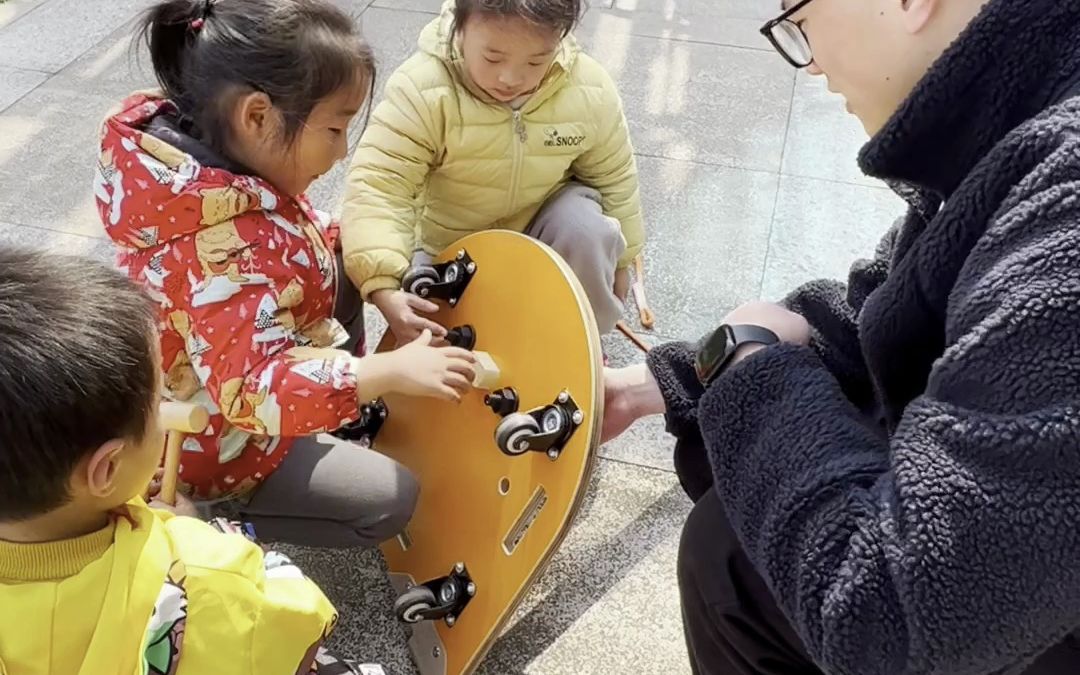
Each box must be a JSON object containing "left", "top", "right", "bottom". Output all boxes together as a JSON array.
[{"left": 694, "top": 324, "right": 779, "bottom": 385}]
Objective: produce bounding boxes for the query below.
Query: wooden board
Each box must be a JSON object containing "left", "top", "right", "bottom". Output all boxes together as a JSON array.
[{"left": 374, "top": 230, "right": 603, "bottom": 675}]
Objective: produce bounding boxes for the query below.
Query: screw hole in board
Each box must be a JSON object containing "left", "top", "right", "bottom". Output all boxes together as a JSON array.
[{"left": 498, "top": 477, "right": 511, "bottom": 495}]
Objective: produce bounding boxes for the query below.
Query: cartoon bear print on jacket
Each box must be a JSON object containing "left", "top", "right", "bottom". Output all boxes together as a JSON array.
[
  {"left": 219, "top": 377, "right": 272, "bottom": 435},
  {"left": 199, "top": 186, "right": 256, "bottom": 227},
  {"left": 194, "top": 221, "right": 255, "bottom": 284}
]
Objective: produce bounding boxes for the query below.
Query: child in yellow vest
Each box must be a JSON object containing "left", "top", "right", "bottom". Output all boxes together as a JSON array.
[
  {"left": 0, "top": 249, "right": 372, "bottom": 675},
  {"left": 342, "top": 0, "right": 645, "bottom": 340}
]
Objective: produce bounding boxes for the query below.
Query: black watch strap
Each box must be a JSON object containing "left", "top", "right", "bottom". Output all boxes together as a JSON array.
[
  {"left": 730, "top": 324, "right": 780, "bottom": 347},
  {"left": 695, "top": 323, "right": 780, "bottom": 385}
]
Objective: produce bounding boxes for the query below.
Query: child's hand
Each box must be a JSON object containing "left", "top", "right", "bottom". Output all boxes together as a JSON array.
[
  {"left": 146, "top": 469, "right": 200, "bottom": 517},
  {"left": 384, "top": 329, "right": 477, "bottom": 401},
  {"left": 371, "top": 289, "right": 447, "bottom": 343},
  {"left": 148, "top": 493, "right": 200, "bottom": 518}
]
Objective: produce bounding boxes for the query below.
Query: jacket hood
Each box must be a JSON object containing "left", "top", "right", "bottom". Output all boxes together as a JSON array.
[
  {"left": 96, "top": 93, "right": 283, "bottom": 252},
  {"left": 417, "top": 0, "right": 581, "bottom": 106}
]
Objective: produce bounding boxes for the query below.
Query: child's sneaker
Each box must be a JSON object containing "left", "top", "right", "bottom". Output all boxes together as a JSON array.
[{"left": 314, "top": 647, "right": 388, "bottom": 675}]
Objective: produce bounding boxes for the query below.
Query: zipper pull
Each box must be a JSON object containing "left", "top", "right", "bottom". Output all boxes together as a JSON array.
[{"left": 512, "top": 110, "right": 527, "bottom": 143}]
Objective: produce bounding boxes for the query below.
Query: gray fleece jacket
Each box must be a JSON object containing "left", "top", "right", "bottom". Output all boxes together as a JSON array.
[{"left": 646, "top": 1, "right": 1080, "bottom": 673}]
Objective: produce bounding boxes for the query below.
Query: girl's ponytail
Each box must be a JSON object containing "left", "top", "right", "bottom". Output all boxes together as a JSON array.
[
  {"left": 130, "top": 0, "right": 374, "bottom": 157},
  {"left": 138, "top": 0, "right": 206, "bottom": 103}
]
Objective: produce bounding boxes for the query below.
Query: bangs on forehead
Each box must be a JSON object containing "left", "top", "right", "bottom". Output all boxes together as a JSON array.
[
  {"left": 452, "top": 0, "right": 583, "bottom": 38},
  {"left": 302, "top": 34, "right": 370, "bottom": 108}
]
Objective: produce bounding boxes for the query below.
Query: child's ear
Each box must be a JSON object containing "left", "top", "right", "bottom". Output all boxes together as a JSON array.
[
  {"left": 233, "top": 91, "right": 278, "bottom": 141},
  {"left": 84, "top": 439, "right": 126, "bottom": 499}
]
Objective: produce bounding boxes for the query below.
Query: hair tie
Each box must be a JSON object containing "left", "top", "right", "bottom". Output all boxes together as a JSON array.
[{"left": 190, "top": 0, "right": 212, "bottom": 32}]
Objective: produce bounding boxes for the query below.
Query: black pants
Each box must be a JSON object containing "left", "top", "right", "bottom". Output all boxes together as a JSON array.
[{"left": 677, "top": 487, "right": 1080, "bottom": 675}]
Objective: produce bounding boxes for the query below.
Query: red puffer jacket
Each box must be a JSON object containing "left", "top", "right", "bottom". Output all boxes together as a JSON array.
[{"left": 95, "top": 93, "right": 361, "bottom": 499}]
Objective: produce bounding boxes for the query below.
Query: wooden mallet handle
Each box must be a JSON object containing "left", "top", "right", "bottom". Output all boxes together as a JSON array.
[
  {"left": 159, "top": 401, "right": 210, "bottom": 506},
  {"left": 632, "top": 254, "right": 655, "bottom": 329},
  {"left": 616, "top": 321, "right": 652, "bottom": 354}
]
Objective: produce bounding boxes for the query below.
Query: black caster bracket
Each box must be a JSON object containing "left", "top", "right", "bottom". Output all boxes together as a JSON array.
[
  {"left": 394, "top": 562, "right": 476, "bottom": 627},
  {"left": 402, "top": 250, "right": 477, "bottom": 307},
  {"left": 333, "top": 398, "right": 388, "bottom": 448},
  {"left": 494, "top": 391, "right": 583, "bottom": 460}
]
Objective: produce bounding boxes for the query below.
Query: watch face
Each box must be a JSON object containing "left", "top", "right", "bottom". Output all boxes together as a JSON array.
[{"left": 695, "top": 325, "right": 736, "bottom": 383}]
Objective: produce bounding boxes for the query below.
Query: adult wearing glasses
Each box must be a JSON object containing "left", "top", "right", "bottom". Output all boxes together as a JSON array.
[{"left": 602, "top": 0, "right": 1080, "bottom": 673}]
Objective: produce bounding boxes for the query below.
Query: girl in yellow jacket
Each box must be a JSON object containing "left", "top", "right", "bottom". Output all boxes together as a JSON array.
[{"left": 341, "top": 0, "right": 645, "bottom": 339}]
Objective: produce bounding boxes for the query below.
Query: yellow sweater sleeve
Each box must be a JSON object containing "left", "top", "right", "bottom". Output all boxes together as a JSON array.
[
  {"left": 162, "top": 516, "right": 337, "bottom": 675},
  {"left": 571, "top": 63, "right": 646, "bottom": 268},
  {"left": 341, "top": 61, "right": 443, "bottom": 300}
]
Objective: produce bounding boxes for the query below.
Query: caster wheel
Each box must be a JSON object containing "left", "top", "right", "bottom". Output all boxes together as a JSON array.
[
  {"left": 495, "top": 413, "right": 541, "bottom": 456},
  {"left": 540, "top": 406, "right": 569, "bottom": 435},
  {"left": 403, "top": 266, "right": 439, "bottom": 296},
  {"left": 394, "top": 586, "right": 437, "bottom": 624}
]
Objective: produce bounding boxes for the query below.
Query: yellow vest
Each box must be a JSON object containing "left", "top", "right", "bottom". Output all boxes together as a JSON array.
[
  {"left": 0, "top": 500, "right": 337, "bottom": 674},
  {"left": 341, "top": 0, "right": 646, "bottom": 299}
]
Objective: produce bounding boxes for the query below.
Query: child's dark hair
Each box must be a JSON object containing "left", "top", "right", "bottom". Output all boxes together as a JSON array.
[
  {"left": 0, "top": 249, "right": 158, "bottom": 521},
  {"left": 138, "top": 0, "right": 375, "bottom": 155},
  {"left": 453, "top": 0, "right": 583, "bottom": 38}
]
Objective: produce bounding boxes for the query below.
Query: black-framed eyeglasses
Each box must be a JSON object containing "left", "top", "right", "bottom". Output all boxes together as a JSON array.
[{"left": 759, "top": 0, "right": 816, "bottom": 69}]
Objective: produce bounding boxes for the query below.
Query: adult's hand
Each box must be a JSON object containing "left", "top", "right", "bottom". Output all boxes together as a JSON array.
[
  {"left": 601, "top": 364, "right": 666, "bottom": 444},
  {"left": 600, "top": 302, "right": 808, "bottom": 445}
]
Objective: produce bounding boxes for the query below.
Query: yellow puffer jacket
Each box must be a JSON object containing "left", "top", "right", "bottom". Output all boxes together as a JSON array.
[{"left": 341, "top": 1, "right": 645, "bottom": 300}]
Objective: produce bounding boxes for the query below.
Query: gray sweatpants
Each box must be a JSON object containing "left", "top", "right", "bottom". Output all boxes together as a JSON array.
[
  {"left": 214, "top": 252, "right": 419, "bottom": 549},
  {"left": 239, "top": 432, "right": 419, "bottom": 549},
  {"left": 414, "top": 183, "right": 627, "bottom": 335}
]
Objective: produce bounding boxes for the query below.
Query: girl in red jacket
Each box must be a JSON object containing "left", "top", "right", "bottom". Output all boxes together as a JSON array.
[{"left": 94, "top": 0, "right": 475, "bottom": 548}]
